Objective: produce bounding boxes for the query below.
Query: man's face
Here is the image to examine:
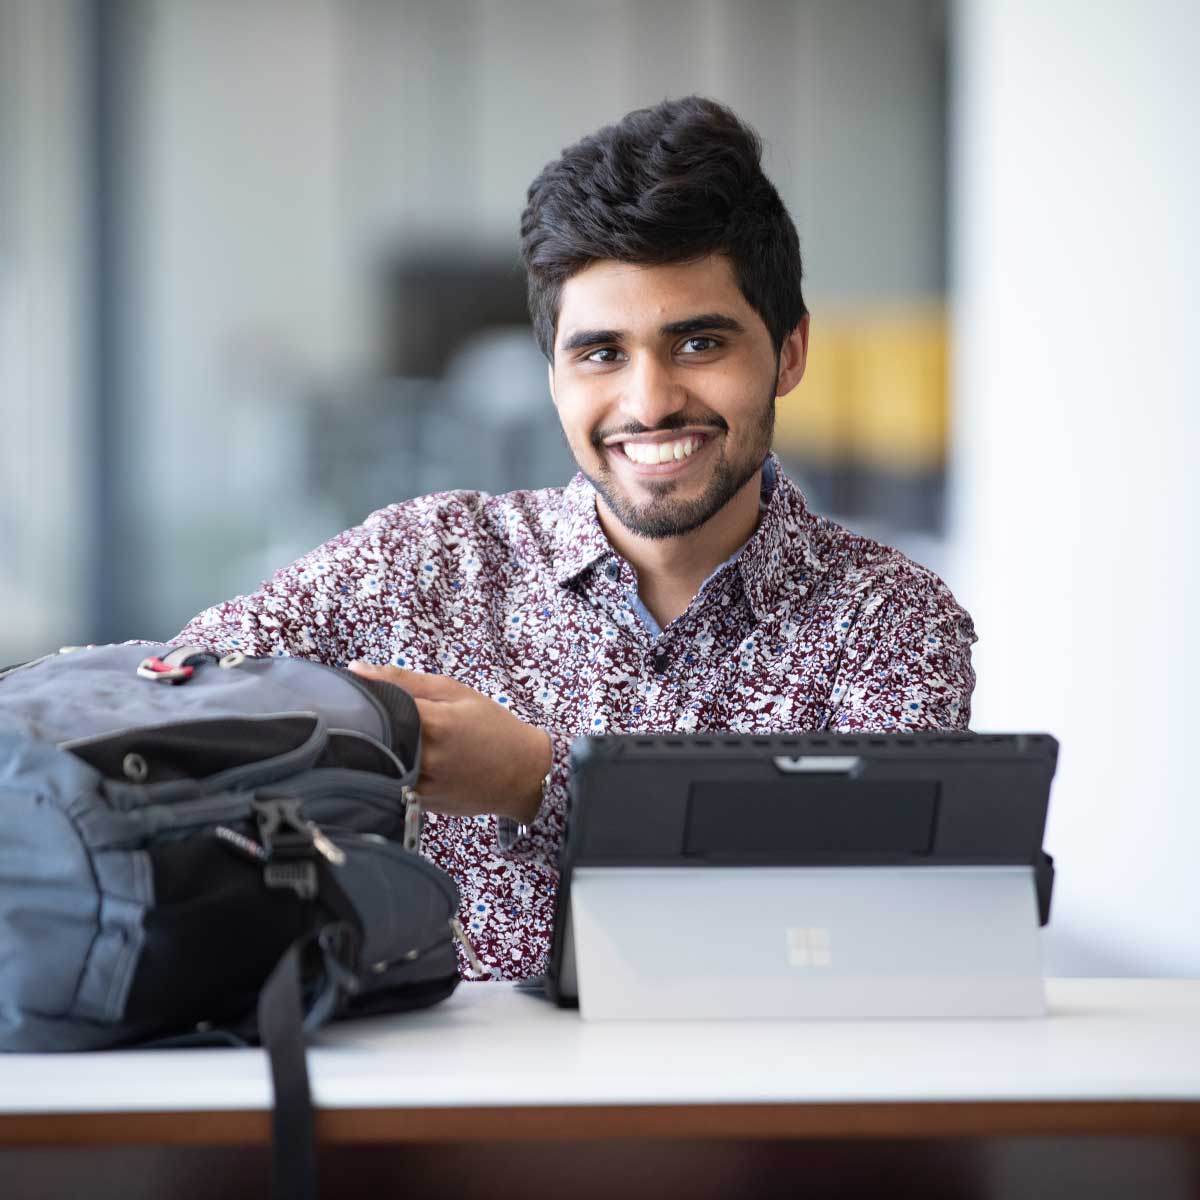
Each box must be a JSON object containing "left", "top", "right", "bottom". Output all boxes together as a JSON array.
[{"left": 549, "top": 255, "right": 807, "bottom": 540}]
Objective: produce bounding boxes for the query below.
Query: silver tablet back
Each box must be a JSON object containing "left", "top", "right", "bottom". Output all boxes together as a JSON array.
[{"left": 570, "top": 864, "right": 1045, "bottom": 1020}]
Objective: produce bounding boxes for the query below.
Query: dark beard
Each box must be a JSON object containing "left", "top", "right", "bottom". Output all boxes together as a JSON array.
[{"left": 582, "top": 393, "right": 775, "bottom": 541}]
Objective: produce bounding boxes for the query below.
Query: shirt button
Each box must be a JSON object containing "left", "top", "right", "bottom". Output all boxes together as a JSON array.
[
  {"left": 653, "top": 650, "right": 669, "bottom": 674},
  {"left": 603, "top": 561, "right": 620, "bottom": 582}
]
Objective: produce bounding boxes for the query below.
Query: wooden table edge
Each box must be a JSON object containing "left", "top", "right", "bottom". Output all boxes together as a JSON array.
[{"left": 3, "top": 1100, "right": 1200, "bottom": 1147}]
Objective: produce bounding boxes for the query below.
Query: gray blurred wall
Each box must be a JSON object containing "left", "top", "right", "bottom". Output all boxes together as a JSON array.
[{"left": 1, "top": 0, "right": 948, "bottom": 656}]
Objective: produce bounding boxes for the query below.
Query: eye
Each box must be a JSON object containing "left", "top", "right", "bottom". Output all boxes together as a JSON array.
[
  {"left": 679, "top": 336, "right": 720, "bottom": 354},
  {"left": 582, "top": 346, "right": 624, "bottom": 364}
]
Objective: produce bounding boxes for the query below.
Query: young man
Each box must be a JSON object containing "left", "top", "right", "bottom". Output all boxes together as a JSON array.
[{"left": 173, "top": 96, "right": 976, "bottom": 980}]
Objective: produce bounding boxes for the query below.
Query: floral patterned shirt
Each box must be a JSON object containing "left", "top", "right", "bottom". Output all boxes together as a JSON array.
[{"left": 172, "top": 455, "right": 976, "bottom": 981}]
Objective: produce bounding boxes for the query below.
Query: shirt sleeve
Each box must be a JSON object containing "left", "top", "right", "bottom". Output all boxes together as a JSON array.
[
  {"left": 826, "top": 569, "right": 978, "bottom": 733},
  {"left": 537, "top": 729, "right": 574, "bottom": 850},
  {"left": 441, "top": 730, "right": 574, "bottom": 981},
  {"left": 169, "top": 504, "right": 433, "bottom": 667}
]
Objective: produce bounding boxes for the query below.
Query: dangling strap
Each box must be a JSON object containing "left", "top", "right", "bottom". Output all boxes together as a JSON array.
[
  {"left": 258, "top": 938, "right": 318, "bottom": 1200},
  {"left": 256, "top": 864, "right": 364, "bottom": 1200}
]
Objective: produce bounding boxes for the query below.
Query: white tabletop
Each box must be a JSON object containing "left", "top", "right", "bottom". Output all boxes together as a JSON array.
[{"left": 2, "top": 979, "right": 1198, "bottom": 1115}]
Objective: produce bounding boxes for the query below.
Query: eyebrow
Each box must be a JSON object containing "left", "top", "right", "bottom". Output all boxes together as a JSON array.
[
  {"left": 560, "top": 328, "right": 622, "bottom": 352},
  {"left": 661, "top": 313, "right": 746, "bottom": 338},
  {"left": 559, "top": 312, "right": 746, "bottom": 353}
]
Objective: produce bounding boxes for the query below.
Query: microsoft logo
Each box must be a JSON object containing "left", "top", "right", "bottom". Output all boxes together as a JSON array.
[{"left": 786, "top": 926, "right": 833, "bottom": 968}]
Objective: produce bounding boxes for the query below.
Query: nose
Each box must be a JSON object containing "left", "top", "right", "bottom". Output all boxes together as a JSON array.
[{"left": 619, "top": 352, "right": 687, "bottom": 430}]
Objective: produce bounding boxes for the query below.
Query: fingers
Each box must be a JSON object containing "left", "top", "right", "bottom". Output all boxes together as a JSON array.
[
  {"left": 348, "top": 661, "right": 462, "bottom": 700},
  {"left": 346, "top": 662, "right": 527, "bottom": 820},
  {"left": 407, "top": 699, "right": 455, "bottom": 806}
]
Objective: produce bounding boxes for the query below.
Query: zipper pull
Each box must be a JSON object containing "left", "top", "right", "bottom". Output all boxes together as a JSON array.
[
  {"left": 214, "top": 825, "right": 268, "bottom": 862},
  {"left": 449, "top": 918, "right": 487, "bottom": 978},
  {"left": 403, "top": 786, "right": 423, "bottom": 852},
  {"left": 306, "top": 820, "right": 347, "bottom": 867}
]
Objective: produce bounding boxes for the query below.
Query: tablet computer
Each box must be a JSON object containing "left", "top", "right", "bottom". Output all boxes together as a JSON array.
[{"left": 544, "top": 731, "right": 1057, "bottom": 1009}]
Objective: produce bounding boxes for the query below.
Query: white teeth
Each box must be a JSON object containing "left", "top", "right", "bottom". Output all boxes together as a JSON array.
[{"left": 622, "top": 436, "right": 701, "bottom": 465}]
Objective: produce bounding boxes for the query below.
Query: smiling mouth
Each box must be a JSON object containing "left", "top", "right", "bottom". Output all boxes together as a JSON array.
[{"left": 607, "top": 432, "right": 713, "bottom": 468}]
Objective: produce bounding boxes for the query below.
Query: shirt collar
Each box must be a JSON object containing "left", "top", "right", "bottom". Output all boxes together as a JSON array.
[
  {"left": 736, "top": 454, "right": 827, "bottom": 620},
  {"left": 552, "top": 472, "right": 616, "bottom": 585},
  {"left": 551, "top": 453, "right": 826, "bottom": 612}
]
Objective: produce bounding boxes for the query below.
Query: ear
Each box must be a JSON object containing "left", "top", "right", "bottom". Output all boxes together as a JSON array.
[
  {"left": 547, "top": 361, "right": 558, "bottom": 407},
  {"left": 775, "top": 315, "right": 810, "bottom": 397}
]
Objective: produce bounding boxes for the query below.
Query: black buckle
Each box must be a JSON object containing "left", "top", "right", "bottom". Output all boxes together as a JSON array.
[
  {"left": 263, "top": 860, "right": 319, "bottom": 901},
  {"left": 253, "top": 797, "right": 319, "bottom": 900},
  {"left": 252, "top": 796, "right": 312, "bottom": 861}
]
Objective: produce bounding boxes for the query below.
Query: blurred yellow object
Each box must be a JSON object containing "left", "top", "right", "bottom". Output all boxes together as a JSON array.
[{"left": 776, "top": 306, "right": 947, "bottom": 472}]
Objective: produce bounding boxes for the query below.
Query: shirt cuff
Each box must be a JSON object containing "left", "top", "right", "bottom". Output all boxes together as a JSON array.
[{"left": 495, "top": 729, "right": 572, "bottom": 857}]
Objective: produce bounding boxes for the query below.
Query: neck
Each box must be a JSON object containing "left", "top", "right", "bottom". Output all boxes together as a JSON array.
[{"left": 596, "top": 468, "right": 764, "bottom": 629}]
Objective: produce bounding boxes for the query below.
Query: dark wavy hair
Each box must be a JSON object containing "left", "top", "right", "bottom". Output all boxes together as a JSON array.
[{"left": 520, "top": 96, "right": 807, "bottom": 361}]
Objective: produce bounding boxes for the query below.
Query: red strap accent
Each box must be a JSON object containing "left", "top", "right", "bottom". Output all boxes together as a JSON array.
[{"left": 140, "top": 657, "right": 194, "bottom": 680}]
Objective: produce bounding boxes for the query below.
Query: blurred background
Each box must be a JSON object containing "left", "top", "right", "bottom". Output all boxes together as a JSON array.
[{"left": 1, "top": 0, "right": 1196, "bottom": 976}]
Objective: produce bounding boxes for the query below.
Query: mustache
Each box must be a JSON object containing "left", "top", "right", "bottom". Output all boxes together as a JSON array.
[{"left": 590, "top": 414, "right": 727, "bottom": 452}]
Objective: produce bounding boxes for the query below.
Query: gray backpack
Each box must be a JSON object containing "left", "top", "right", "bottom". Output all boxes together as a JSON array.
[{"left": 0, "top": 642, "right": 466, "bottom": 1200}]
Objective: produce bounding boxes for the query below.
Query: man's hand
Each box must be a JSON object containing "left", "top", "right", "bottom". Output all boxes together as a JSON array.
[{"left": 348, "top": 662, "right": 552, "bottom": 823}]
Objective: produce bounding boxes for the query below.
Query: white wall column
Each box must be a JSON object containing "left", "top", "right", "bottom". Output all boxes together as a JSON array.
[{"left": 951, "top": 0, "right": 1200, "bottom": 973}]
